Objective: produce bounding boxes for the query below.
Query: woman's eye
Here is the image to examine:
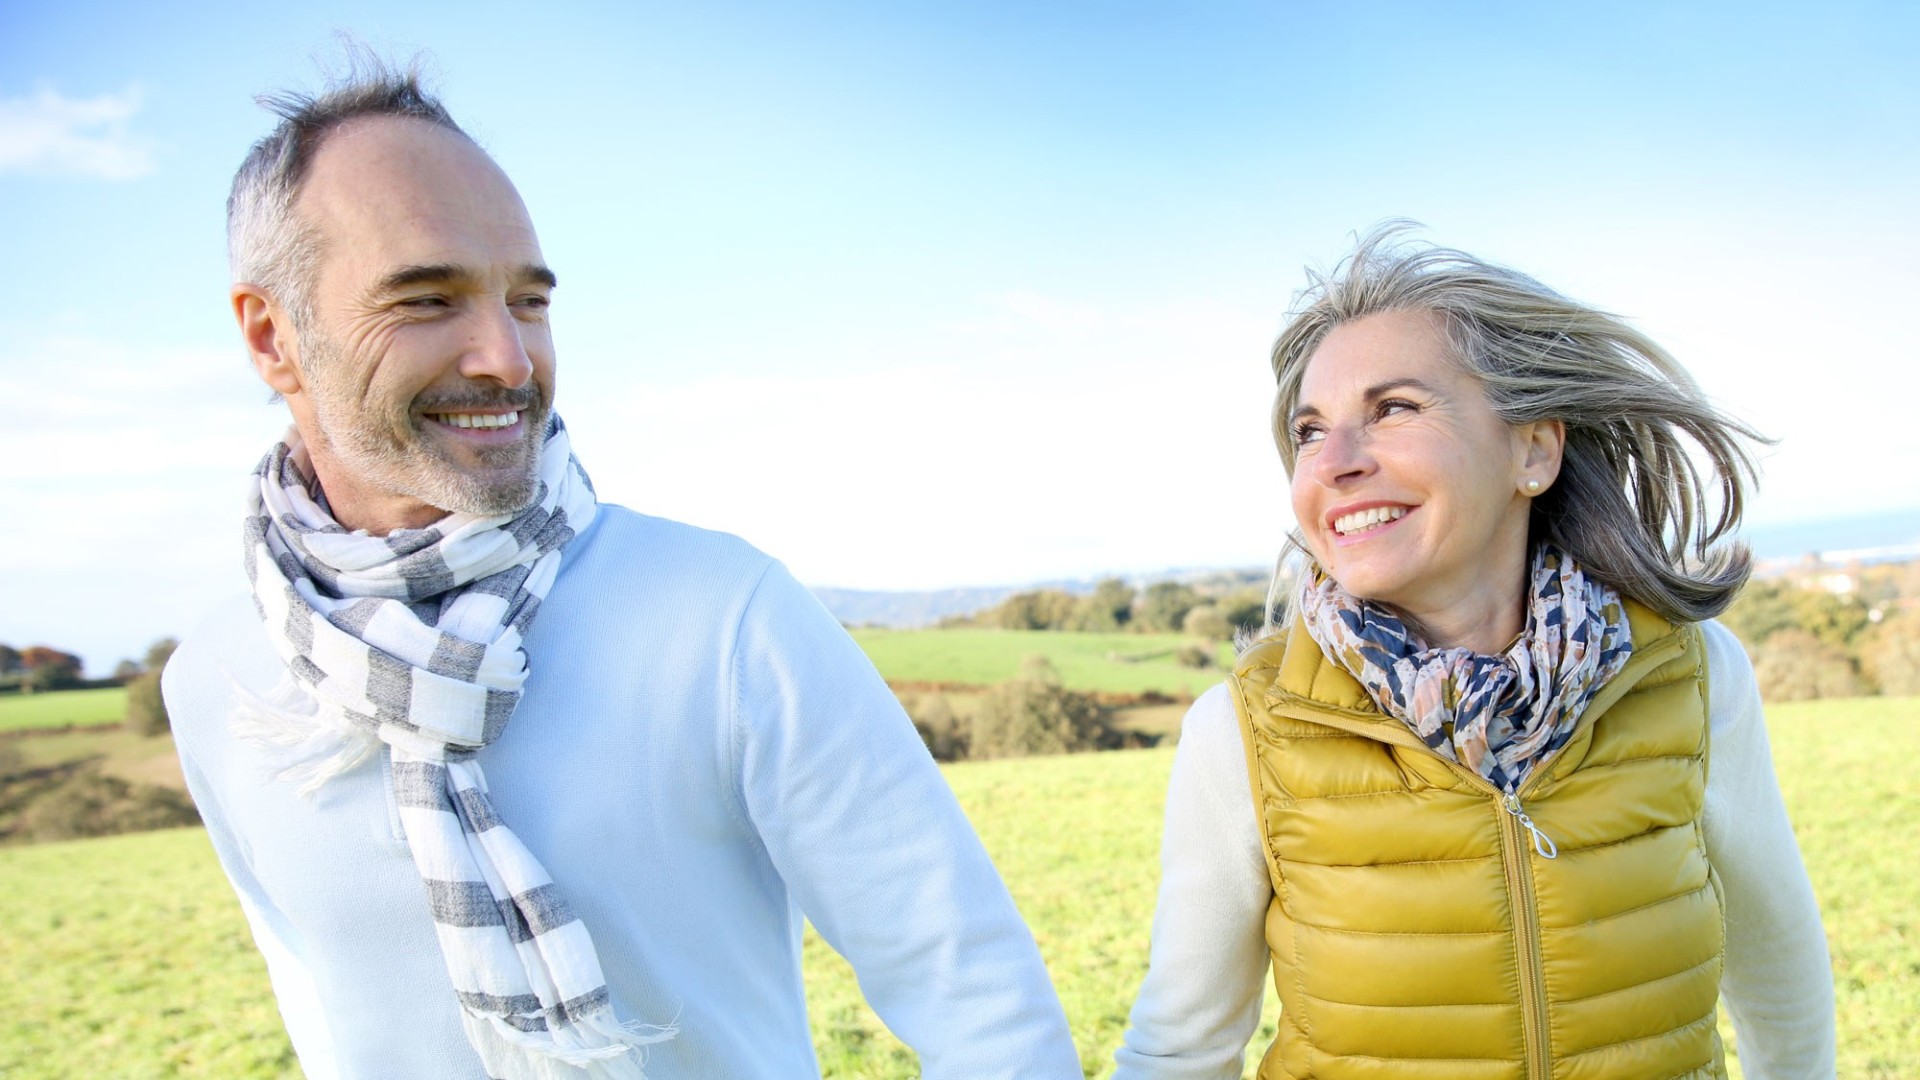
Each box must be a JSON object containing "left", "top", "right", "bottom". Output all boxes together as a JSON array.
[
  {"left": 1375, "top": 398, "right": 1418, "bottom": 419},
  {"left": 1291, "top": 422, "right": 1325, "bottom": 447}
]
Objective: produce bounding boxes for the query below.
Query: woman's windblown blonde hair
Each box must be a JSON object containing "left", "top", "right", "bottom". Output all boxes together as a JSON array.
[{"left": 1269, "top": 223, "right": 1768, "bottom": 625}]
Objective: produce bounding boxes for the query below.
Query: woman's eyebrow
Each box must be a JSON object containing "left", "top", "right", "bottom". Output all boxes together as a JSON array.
[
  {"left": 1361, "top": 376, "right": 1436, "bottom": 401},
  {"left": 1290, "top": 376, "right": 1438, "bottom": 425}
]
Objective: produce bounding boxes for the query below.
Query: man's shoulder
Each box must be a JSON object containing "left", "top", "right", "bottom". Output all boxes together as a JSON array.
[
  {"left": 555, "top": 503, "right": 797, "bottom": 624},
  {"left": 162, "top": 595, "right": 280, "bottom": 751},
  {"left": 576, "top": 504, "right": 771, "bottom": 576},
  {"left": 166, "top": 595, "right": 273, "bottom": 683}
]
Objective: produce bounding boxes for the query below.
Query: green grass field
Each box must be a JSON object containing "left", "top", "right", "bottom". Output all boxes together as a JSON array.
[
  {"left": 0, "top": 687, "right": 127, "bottom": 733},
  {"left": 1, "top": 697, "right": 1913, "bottom": 1077},
  {"left": 852, "top": 627, "right": 1236, "bottom": 695}
]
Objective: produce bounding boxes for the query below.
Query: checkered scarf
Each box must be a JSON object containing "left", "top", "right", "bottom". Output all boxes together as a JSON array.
[
  {"left": 239, "top": 415, "right": 673, "bottom": 1080},
  {"left": 1296, "top": 544, "right": 1634, "bottom": 795}
]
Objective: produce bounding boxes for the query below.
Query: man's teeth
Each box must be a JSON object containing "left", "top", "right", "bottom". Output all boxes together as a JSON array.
[
  {"left": 430, "top": 411, "right": 520, "bottom": 430},
  {"left": 1333, "top": 506, "right": 1407, "bottom": 535}
]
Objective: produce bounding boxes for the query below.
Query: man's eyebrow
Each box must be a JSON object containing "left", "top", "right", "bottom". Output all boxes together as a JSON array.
[
  {"left": 376, "top": 264, "right": 472, "bottom": 292},
  {"left": 375, "top": 263, "right": 558, "bottom": 292},
  {"left": 1288, "top": 377, "right": 1437, "bottom": 425}
]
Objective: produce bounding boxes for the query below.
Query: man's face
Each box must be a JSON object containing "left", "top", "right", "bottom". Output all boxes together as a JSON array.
[{"left": 282, "top": 116, "right": 556, "bottom": 530}]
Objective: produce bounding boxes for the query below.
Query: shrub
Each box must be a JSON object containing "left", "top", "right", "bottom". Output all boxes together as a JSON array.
[
  {"left": 1180, "top": 604, "right": 1233, "bottom": 642},
  {"left": 1133, "top": 582, "right": 1200, "bottom": 634},
  {"left": 967, "top": 656, "right": 1106, "bottom": 760},
  {"left": 1723, "top": 580, "right": 1871, "bottom": 652},
  {"left": 144, "top": 638, "right": 179, "bottom": 671},
  {"left": 1862, "top": 614, "right": 1920, "bottom": 696},
  {"left": 907, "top": 694, "right": 969, "bottom": 762},
  {"left": 982, "top": 589, "right": 1079, "bottom": 631},
  {"left": 125, "top": 671, "right": 170, "bottom": 736},
  {"left": 1216, "top": 586, "right": 1272, "bottom": 636},
  {"left": 1751, "top": 629, "right": 1864, "bottom": 702},
  {"left": 14, "top": 770, "right": 200, "bottom": 843},
  {"left": 1173, "top": 640, "right": 1215, "bottom": 669},
  {"left": 1069, "top": 579, "right": 1135, "bottom": 632}
]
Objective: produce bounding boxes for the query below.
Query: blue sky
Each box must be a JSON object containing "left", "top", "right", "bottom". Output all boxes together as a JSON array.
[{"left": 3, "top": 1, "right": 1917, "bottom": 672}]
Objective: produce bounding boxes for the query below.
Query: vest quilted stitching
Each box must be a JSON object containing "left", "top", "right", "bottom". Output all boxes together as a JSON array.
[{"left": 1232, "top": 602, "right": 1726, "bottom": 1080}]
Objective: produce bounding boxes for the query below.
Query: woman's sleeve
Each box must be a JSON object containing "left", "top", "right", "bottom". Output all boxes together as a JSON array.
[
  {"left": 1698, "top": 621, "right": 1837, "bottom": 1080},
  {"left": 1113, "top": 683, "right": 1274, "bottom": 1080}
]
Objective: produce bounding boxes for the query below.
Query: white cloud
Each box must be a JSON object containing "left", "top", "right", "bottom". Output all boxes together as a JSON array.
[{"left": 0, "top": 84, "right": 156, "bottom": 180}]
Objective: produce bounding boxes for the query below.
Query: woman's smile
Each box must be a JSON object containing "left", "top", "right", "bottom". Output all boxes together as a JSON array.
[
  {"left": 1328, "top": 502, "right": 1414, "bottom": 544},
  {"left": 1288, "top": 309, "right": 1551, "bottom": 649}
]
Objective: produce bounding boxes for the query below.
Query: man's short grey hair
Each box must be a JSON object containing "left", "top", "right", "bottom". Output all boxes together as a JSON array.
[
  {"left": 1269, "top": 223, "right": 1769, "bottom": 625},
  {"left": 227, "top": 54, "right": 469, "bottom": 330}
]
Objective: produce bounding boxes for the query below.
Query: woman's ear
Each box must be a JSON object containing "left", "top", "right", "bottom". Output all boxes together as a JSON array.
[
  {"left": 1518, "top": 418, "right": 1566, "bottom": 494},
  {"left": 233, "top": 284, "right": 304, "bottom": 397}
]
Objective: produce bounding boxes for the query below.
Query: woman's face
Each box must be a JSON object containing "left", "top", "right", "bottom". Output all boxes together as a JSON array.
[{"left": 1287, "top": 309, "right": 1547, "bottom": 636}]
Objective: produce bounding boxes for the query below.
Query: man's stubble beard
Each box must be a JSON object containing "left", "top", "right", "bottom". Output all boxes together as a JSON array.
[{"left": 298, "top": 329, "right": 551, "bottom": 520}]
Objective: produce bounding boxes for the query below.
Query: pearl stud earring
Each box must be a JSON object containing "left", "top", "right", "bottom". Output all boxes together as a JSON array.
[{"left": 1525, "top": 479, "right": 1542, "bottom": 494}]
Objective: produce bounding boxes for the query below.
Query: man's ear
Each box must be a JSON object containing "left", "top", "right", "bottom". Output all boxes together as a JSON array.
[{"left": 233, "top": 284, "right": 303, "bottom": 397}]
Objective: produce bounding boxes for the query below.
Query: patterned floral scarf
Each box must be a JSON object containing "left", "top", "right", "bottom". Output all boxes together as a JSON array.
[{"left": 1296, "top": 544, "right": 1634, "bottom": 794}]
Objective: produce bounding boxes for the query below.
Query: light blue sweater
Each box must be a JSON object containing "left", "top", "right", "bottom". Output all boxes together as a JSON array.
[{"left": 167, "top": 506, "right": 1081, "bottom": 1079}]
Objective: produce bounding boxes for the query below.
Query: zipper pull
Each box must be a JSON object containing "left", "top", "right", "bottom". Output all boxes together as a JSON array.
[{"left": 1503, "top": 792, "right": 1558, "bottom": 860}]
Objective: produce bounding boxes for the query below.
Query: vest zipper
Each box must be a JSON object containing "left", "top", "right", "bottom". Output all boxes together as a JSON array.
[{"left": 1497, "top": 791, "right": 1553, "bottom": 1080}]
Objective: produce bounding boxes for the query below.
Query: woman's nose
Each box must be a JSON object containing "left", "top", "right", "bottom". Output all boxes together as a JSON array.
[{"left": 1310, "top": 425, "right": 1374, "bottom": 487}]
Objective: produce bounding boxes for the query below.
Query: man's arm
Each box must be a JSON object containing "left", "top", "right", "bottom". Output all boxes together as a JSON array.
[
  {"left": 724, "top": 561, "right": 1081, "bottom": 1078},
  {"left": 165, "top": 653, "right": 341, "bottom": 1079}
]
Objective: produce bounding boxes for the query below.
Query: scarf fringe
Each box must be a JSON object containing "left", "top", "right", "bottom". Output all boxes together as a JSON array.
[
  {"left": 229, "top": 673, "right": 381, "bottom": 797},
  {"left": 461, "top": 1010, "right": 679, "bottom": 1080}
]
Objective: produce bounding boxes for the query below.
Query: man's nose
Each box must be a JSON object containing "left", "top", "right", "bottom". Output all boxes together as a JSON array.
[{"left": 459, "top": 302, "right": 535, "bottom": 387}]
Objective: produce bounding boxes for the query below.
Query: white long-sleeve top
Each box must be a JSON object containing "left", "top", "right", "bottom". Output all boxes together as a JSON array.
[
  {"left": 1113, "top": 620, "right": 1835, "bottom": 1080},
  {"left": 167, "top": 505, "right": 1081, "bottom": 1080}
]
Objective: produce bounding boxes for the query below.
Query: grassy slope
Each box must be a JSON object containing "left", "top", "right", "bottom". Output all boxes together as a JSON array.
[
  {"left": 852, "top": 627, "right": 1235, "bottom": 695},
  {"left": 0, "top": 697, "right": 1913, "bottom": 1077},
  {"left": 7, "top": 726, "right": 186, "bottom": 788},
  {"left": 0, "top": 829, "right": 299, "bottom": 1078},
  {"left": 0, "top": 687, "right": 127, "bottom": 733},
  {"left": 1765, "top": 696, "right": 1919, "bottom": 1078}
]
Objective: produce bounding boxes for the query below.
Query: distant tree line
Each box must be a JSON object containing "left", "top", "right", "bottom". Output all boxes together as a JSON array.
[
  {"left": 1721, "top": 560, "right": 1920, "bottom": 701},
  {"left": 0, "top": 637, "right": 178, "bottom": 734},
  {"left": 934, "top": 556, "right": 1920, "bottom": 705},
  {"left": 0, "top": 644, "right": 87, "bottom": 694},
  {"left": 944, "top": 577, "right": 1274, "bottom": 642}
]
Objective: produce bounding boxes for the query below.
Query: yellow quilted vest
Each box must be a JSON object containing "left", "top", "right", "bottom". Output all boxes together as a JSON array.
[{"left": 1231, "top": 602, "right": 1725, "bottom": 1080}]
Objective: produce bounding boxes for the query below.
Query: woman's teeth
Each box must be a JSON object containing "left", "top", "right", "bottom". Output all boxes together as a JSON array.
[
  {"left": 430, "top": 411, "right": 519, "bottom": 430},
  {"left": 1333, "top": 506, "right": 1407, "bottom": 535}
]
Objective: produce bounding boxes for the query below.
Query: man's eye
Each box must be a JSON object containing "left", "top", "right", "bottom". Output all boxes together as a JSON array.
[{"left": 400, "top": 296, "right": 449, "bottom": 309}]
